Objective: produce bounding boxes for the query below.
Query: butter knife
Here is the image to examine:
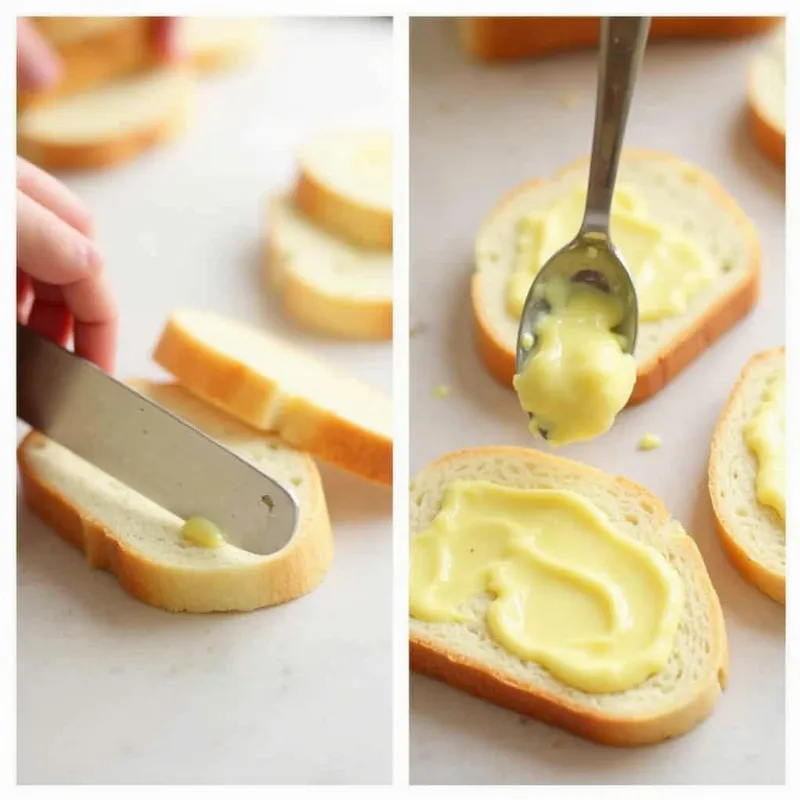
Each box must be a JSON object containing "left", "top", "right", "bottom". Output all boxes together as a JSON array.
[{"left": 17, "top": 324, "right": 298, "bottom": 555}]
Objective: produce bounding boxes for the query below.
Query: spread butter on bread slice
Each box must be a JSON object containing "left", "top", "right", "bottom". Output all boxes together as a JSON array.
[
  {"left": 747, "top": 25, "right": 785, "bottom": 168},
  {"left": 17, "top": 65, "right": 194, "bottom": 171},
  {"left": 709, "top": 348, "right": 785, "bottom": 604},
  {"left": 457, "top": 16, "right": 784, "bottom": 63},
  {"left": 153, "top": 309, "right": 393, "bottom": 486},
  {"left": 473, "top": 150, "right": 760, "bottom": 403},
  {"left": 410, "top": 446, "right": 728, "bottom": 746},
  {"left": 266, "top": 195, "right": 392, "bottom": 340},
  {"left": 293, "top": 130, "right": 393, "bottom": 251},
  {"left": 17, "top": 382, "right": 334, "bottom": 613},
  {"left": 183, "top": 17, "right": 268, "bottom": 71}
]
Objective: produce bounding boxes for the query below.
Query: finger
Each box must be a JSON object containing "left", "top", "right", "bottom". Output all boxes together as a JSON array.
[
  {"left": 17, "top": 19, "right": 61, "bottom": 90},
  {"left": 17, "top": 270, "right": 33, "bottom": 323},
  {"left": 28, "top": 281, "right": 73, "bottom": 348},
  {"left": 17, "top": 157, "right": 93, "bottom": 237},
  {"left": 152, "top": 17, "right": 183, "bottom": 62},
  {"left": 17, "top": 190, "right": 103, "bottom": 286},
  {"left": 62, "top": 273, "right": 119, "bottom": 373}
]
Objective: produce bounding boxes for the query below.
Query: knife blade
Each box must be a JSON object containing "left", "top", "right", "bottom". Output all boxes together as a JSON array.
[{"left": 17, "top": 324, "right": 298, "bottom": 556}]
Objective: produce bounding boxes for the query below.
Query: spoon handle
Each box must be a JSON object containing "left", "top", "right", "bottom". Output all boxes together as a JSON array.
[{"left": 582, "top": 17, "right": 650, "bottom": 234}]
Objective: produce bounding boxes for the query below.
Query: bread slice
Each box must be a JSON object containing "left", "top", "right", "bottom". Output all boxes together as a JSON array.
[
  {"left": 473, "top": 150, "right": 760, "bottom": 403},
  {"left": 747, "top": 25, "right": 785, "bottom": 168},
  {"left": 709, "top": 349, "right": 785, "bottom": 604},
  {"left": 293, "top": 130, "right": 393, "bottom": 251},
  {"left": 183, "top": 16, "right": 267, "bottom": 71},
  {"left": 266, "top": 195, "right": 392, "bottom": 340},
  {"left": 458, "top": 16, "right": 784, "bottom": 62},
  {"left": 410, "top": 447, "right": 728, "bottom": 746},
  {"left": 153, "top": 309, "right": 393, "bottom": 486},
  {"left": 18, "top": 18, "right": 157, "bottom": 111},
  {"left": 17, "top": 65, "right": 194, "bottom": 171},
  {"left": 17, "top": 381, "right": 334, "bottom": 613}
]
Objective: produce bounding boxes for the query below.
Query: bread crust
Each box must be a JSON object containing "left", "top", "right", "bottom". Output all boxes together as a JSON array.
[
  {"left": 17, "top": 382, "right": 335, "bottom": 614},
  {"left": 410, "top": 446, "right": 729, "bottom": 745},
  {"left": 458, "top": 16, "right": 783, "bottom": 62},
  {"left": 708, "top": 348, "right": 785, "bottom": 604},
  {"left": 18, "top": 19, "right": 158, "bottom": 111},
  {"left": 153, "top": 315, "right": 393, "bottom": 486},
  {"left": 747, "top": 60, "right": 785, "bottom": 169},
  {"left": 472, "top": 150, "right": 761, "bottom": 402},
  {"left": 293, "top": 167, "right": 392, "bottom": 251},
  {"left": 265, "top": 236, "right": 392, "bottom": 340},
  {"left": 17, "top": 68, "right": 194, "bottom": 172}
]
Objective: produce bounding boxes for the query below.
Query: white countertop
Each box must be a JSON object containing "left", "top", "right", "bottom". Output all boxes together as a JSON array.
[
  {"left": 409, "top": 18, "right": 785, "bottom": 786},
  {"left": 17, "top": 17, "right": 393, "bottom": 786}
]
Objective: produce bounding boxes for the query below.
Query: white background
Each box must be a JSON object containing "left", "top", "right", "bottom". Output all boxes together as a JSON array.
[
  {"left": 409, "top": 17, "right": 785, "bottom": 786},
  {"left": 16, "top": 17, "right": 393, "bottom": 785}
]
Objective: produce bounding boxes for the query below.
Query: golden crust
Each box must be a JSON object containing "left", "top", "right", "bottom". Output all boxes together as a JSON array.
[
  {"left": 472, "top": 150, "right": 761, "bottom": 403},
  {"left": 708, "top": 348, "right": 785, "bottom": 604},
  {"left": 747, "top": 68, "right": 786, "bottom": 169},
  {"left": 293, "top": 166, "right": 392, "bottom": 251},
  {"left": 18, "top": 19, "right": 158, "bottom": 111},
  {"left": 265, "top": 235, "right": 392, "bottom": 341},
  {"left": 17, "top": 382, "right": 335, "bottom": 613},
  {"left": 458, "top": 16, "right": 783, "bottom": 63},
  {"left": 410, "top": 446, "right": 729, "bottom": 746},
  {"left": 153, "top": 316, "right": 393, "bottom": 486}
]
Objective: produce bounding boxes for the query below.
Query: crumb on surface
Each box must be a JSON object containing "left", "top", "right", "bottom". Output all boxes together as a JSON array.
[
  {"left": 638, "top": 433, "right": 662, "bottom": 451},
  {"left": 433, "top": 384, "right": 451, "bottom": 399},
  {"left": 560, "top": 91, "right": 582, "bottom": 109}
]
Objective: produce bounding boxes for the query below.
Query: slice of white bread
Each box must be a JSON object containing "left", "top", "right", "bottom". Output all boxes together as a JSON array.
[
  {"left": 153, "top": 309, "right": 393, "bottom": 486},
  {"left": 19, "top": 18, "right": 158, "bottom": 111},
  {"left": 17, "top": 381, "right": 334, "bottom": 613},
  {"left": 747, "top": 25, "right": 785, "bottom": 168},
  {"left": 293, "top": 130, "right": 393, "bottom": 251},
  {"left": 709, "top": 348, "right": 785, "bottom": 604},
  {"left": 17, "top": 65, "right": 194, "bottom": 171},
  {"left": 183, "top": 16, "right": 267, "bottom": 71},
  {"left": 473, "top": 150, "right": 760, "bottom": 403},
  {"left": 266, "top": 195, "right": 392, "bottom": 340},
  {"left": 410, "top": 447, "right": 728, "bottom": 746},
  {"left": 457, "top": 16, "right": 783, "bottom": 63}
]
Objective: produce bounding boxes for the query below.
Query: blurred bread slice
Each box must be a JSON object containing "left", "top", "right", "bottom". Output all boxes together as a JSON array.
[
  {"left": 294, "top": 130, "right": 393, "bottom": 251},
  {"left": 183, "top": 16, "right": 268, "bottom": 71},
  {"left": 267, "top": 195, "right": 392, "bottom": 340},
  {"left": 17, "top": 65, "right": 194, "bottom": 170},
  {"left": 19, "top": 17, "right": 158, "bottom": 110},
  {"left": 747, "top": 25, "right": 785, "bottom": 168},
  {"left": 458, "top": 16, "right": 784, "bottom": 62},
  {"left": 18, "top": 381, "right": 334, "bottom": 613}
]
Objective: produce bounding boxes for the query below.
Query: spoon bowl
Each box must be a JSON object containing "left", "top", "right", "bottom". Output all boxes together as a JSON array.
[{"left": 515, "top": 232, "right": 639, "bottom": 374}]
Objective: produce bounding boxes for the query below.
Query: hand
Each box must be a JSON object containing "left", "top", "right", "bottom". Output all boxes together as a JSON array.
[
  {"left": 17, "top": 158, "right": 118, "bottom": 372},
  {"left": 17, "top": 17, "right": 183, "bottom": 92}
]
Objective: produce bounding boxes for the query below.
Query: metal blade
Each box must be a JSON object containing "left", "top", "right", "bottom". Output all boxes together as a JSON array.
[{"left": 17, "top": 324, "right": 298, "bottom": 555}]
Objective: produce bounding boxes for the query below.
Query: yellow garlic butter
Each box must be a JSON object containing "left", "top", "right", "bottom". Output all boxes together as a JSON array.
[
  {"left": 638, "top": 433, "right": 662, "bottom": 451},
  {"left": 181, "top": 516, "right": 225, "bottom": 549},
  {"left": 744, "top": 369, "right": 785, "bottom": 522},
  {"left": 410, "top": 480, "right": 684, "bottom": 693},
  {"left": 512, "top": 278, "right": 637, "bottom": 445},
  {"left": 506, "top": 185, "right": 715, "bottom": 323}
]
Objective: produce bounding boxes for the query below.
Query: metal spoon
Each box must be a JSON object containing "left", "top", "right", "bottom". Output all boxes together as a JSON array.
[{"left": 515, "top": 17, "right": 650, "bottom": 395}]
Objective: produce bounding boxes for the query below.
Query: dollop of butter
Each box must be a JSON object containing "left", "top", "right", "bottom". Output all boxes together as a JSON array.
[
  {"left": 507, "top": 185, "right": 715, "bottom": 323},
  {"left": 744, "top": 370, "right": 785, "bottom": 522},
  {"left": 181, "top": 517, "right": 225, "bottom": 549},
  {"left": 410, "top": 481, "right": 684, "bottom": 693},
  {"left": 512, "top": 278, "right": 637, "bottom": 445}
]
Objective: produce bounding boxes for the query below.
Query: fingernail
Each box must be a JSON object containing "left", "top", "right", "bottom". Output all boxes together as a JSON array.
[
  {"left": 82, "top": 239, "right": 104, "bottom": 273},
  {"left": 28, "top": 57, "right": 61, "bottom": 90}
]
